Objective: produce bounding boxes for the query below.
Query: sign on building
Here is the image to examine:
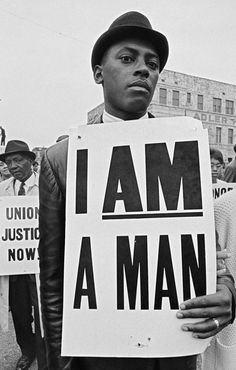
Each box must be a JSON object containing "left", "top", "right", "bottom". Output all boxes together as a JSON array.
[{"left": 62, "top": 117, "right": 216, "bottom": 358}]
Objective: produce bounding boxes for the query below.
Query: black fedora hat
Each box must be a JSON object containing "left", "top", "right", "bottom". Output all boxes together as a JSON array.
[
  {"left": 0, "top": 140, "right": 36, "bottom": 162},
  {"left": 91, "top": 11, "right": 169, "bottom": 72}
]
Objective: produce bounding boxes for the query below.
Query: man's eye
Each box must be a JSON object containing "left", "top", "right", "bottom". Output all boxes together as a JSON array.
[
  {"left": 120, "top": 55, "right": 133, "bottom": 63},
  {"left": 148, "top": 61, "right": 159, "bottom": 70}
]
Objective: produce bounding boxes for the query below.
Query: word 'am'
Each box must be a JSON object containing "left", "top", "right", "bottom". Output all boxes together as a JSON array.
[
  {"left": 73, "top": 234, "right": 206, "bottom": 310},
  {"left": 75, "top": 141, "right": 203, "bottom": 216}
]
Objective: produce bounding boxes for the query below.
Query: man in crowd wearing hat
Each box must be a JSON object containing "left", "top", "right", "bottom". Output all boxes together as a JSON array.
[
  {"left": 38, "top": 11, "right": 236, "bottom": 370},
  {"left": 0, "top": 140, "right": 47, "bottom": 370}
]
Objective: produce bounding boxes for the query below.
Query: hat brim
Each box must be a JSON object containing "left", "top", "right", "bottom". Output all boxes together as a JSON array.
[
  {"left": 91, "top": 25, "right": 169, "bottom": 72},
  {"left": 0, "top": 150, "right": 36, "bottom": 163}
]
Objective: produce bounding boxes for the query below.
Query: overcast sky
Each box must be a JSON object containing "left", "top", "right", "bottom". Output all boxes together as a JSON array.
[{"left": 0, "top": 0, "right": 235, "bottom": 148}]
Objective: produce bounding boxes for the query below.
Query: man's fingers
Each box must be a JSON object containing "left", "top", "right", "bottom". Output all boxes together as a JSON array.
[
  {"left": 217, "top": 268, "right": 227, "bottom": 277},
  {"left": 179, "top": 294, "right": 221, "bottom": 310},
  {"left": 192, "top": 330, "right": 219, "bottom": 339},
  {"left": 217, "top": 250, "right": 231, "bottom": 260},
  {"left": 181, "top": 318, "right": 219, "bottom": 334},
  {"left": 179, "top": 285, "right": 231, "bottom": 310},
  {"left": 180, "top": 317, "right": 229, "bottom": 338},
  {"left": 176, "top": 306, "right": 225, "bottom": 319}
]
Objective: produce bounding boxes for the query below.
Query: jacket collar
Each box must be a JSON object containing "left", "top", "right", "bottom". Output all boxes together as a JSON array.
[
  {"left": 88, "top": 111, "right": 154, "bottom": 125},
  {"left": 2, "top": 172, "right": 39, "bottom": 195}
]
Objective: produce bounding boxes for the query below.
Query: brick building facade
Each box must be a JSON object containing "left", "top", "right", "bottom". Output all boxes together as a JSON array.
[{"left": 88, "top": 69, "right": 236, "bottom": 163}]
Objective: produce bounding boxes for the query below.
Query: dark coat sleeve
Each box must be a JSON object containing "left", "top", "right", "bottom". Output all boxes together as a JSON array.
[{"left": 38, "top": 141, "right": 73, "bottom": 370}]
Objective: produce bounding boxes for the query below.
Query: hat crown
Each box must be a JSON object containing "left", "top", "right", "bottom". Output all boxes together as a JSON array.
[
  {"left": 109, "top": 11, "right": 152, "bottom": 30},
  {"left": 0, "top": 139, "right": 36, "bottom": 162},
  {"left": 5, "top": 140, "right": 30, "bottom": 154},
  {"left": 91, "top": 11, "right": 169, "bottom": 72}
]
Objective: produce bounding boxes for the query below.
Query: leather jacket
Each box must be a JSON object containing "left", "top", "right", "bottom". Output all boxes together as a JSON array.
[{"left": 39, "top": 119, "right": 236, "bottom": 370}]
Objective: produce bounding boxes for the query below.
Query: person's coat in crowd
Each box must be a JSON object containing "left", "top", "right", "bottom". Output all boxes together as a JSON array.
[
  {"left": 223, "top": 158, "right": 236, "bottom": 182},
  {"left": 202, "top": 189, "right": 236, "bottom": 370}
]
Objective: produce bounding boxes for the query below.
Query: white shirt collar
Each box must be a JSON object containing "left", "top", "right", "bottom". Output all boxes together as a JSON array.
[
  {"left": 102, "top": 110, "right": 149, "bottom": 123},
  {"left": 14, "top": 172, "right": 37, "bottom": 195}
]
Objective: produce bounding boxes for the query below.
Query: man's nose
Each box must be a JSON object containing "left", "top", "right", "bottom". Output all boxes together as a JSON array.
[
  {"left": 134, "top": 60, "right": 150, "bottom": 78},
  {"left": 8, "top": 161, "right": 17, "bottom": 169}
]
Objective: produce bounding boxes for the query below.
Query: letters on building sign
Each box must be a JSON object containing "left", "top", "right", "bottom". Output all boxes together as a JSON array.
[{"left": 193, "top": 112, "right": 236, "bottom": 126}]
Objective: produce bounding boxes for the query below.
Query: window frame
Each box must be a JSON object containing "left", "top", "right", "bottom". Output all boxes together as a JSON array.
[
  {"left": 172, "top": 90, "right": 180, "bottom": 106},
  {"left": 213, "top": 98, "right": 222, "bottom": 113},
  {"left": 216, "top": 126, "right": 222, "bottom": 144},
  {"left": 197, "top": 94, "right": 203, "bottom": 110},
  {"left": 159, "top": 88, "right": 167, "bottom": 105},
  {"left": 226, "top": 100, "right": 234, "bottom": 115}
]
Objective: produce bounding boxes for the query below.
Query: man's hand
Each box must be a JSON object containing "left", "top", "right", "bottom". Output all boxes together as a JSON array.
[
  {"left": 176, "top": 284, "right": 232, "bottom": 338},
  {"left": 217, "top": 249, "right": 231, "bottom": 277}
]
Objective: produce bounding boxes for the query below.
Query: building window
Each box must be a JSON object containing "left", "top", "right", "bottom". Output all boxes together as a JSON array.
[
  {"left": 228, "top": 128, "right": 234, "bottom": 144},
  {"left": 216, "top": 127, "right": 222, "bottom": 144},
  {"left": 226, "top": 100, "right": 234, "bottom": 115},
  {"left": 159, "top": 88, "right": 167, "bottom": 105},
  {"left": 172, "top": 90, "right": 179, "bottom": 106},
  {"left": 187, "top": 92, "right": 191, "bottom": 104},
  {"left": 197, "top": 95, "right": 203, "bottom": 110},
  {"left": 213, "top": 98, "right": 222, "bottom": 113}
]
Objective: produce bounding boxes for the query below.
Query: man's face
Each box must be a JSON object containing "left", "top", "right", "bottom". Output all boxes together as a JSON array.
[
  {"left": 94, "top": 38, "right": 160, "bottom": 120},
  {"left": 5, "top": 153, "right": 32, "bottom": 182}
]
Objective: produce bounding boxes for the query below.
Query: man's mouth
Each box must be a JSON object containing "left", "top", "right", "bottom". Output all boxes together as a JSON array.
[
  {"left": 11, "top": 171, "right": 21, "bottom": 177},
  {"left": 128, "top": 80, "right": 151, "bottom": 92}
]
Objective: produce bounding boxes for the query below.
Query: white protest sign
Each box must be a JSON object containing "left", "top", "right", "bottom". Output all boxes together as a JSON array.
[
  {"left": 212, "top": 181, "right": 236, "bottom": 199},
  {"left": 0, "top": 196, "right": 39, "bottom": 275},
  {"left": 62, "top": 117, "right": 216, "bottom": 358}
]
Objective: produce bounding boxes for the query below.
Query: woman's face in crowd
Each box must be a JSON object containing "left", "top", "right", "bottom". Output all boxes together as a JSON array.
[{"left": 211, "top": 158, "right": 223, "bottom": 183}]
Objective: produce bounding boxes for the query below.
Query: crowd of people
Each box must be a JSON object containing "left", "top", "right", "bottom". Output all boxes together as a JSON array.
[{"left": 0, "top": 10, "right": 236, "bottom": 370}]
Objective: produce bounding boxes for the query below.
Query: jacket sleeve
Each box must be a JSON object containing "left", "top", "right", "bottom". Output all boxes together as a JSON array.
[
  {"left": 214, "top": 193, "right": 236, "bottom": 324},
  {"left": 38, "top": 147, "right": 72, "bottom": 370}
]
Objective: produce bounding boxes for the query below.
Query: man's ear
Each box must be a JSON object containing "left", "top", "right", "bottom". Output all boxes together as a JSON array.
[{"left": 93, "top": 65, "right": 104, "bottom": 85}]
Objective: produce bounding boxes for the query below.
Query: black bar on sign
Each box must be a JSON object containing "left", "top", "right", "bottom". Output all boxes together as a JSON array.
[
  {"left": 102, "top": 212, "right": 203, "bottom": 220},
  {"left": 76, "top": 149, "right": 88, "bottom": 214}
]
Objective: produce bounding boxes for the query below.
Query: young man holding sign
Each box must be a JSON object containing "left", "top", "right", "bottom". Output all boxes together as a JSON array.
[{"left": 39, "top": 11, "right": 236, "bottom": 370}]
